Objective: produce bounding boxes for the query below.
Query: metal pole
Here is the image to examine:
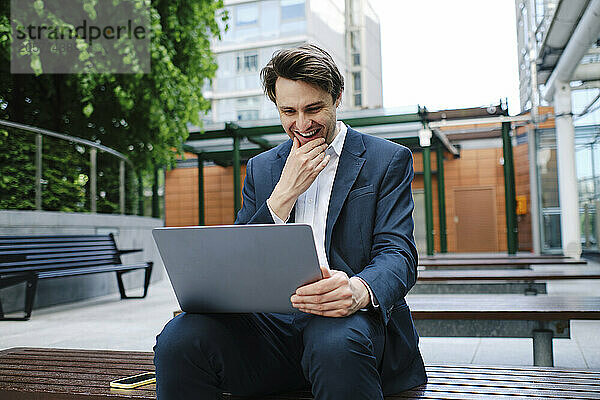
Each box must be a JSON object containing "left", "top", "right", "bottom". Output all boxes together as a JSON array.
[
  {"left": 232, "top": 130, "right": 241, "bottom": 219},
  {"left": 90, "top": 148, "right": 97, "bottom": 213},
  {"left": 423, "top": 147, "right": 434, "bottom": 255},
  {"left": 119, "top": 160, "right": 125, "bottom": 215},
  {"left": 436, "top": 144, "right": 447, "bottom": 253},
  {"left": 197, "top": 154, "right": 205, "bottom": 225},
  {"left": 532, "top": 329, "right": 554, "bottom": 367},
  {"left": 35, "top": 134, "right": 42, "bottom": 210},
  {"left": 554, "top": 82, "right": 581, "bottom": 258},
  {"left": 501, "top": 121, "right": 518, "bottom": 254}
]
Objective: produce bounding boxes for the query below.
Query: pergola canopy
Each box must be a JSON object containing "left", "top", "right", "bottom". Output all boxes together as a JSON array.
[{"left": 184, "top": 107, "right": 459, "bottom": 166}]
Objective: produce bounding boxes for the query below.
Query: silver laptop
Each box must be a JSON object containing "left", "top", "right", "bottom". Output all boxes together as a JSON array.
[{"left": 152, "top": 224, "right": 322, "bottom": 313}]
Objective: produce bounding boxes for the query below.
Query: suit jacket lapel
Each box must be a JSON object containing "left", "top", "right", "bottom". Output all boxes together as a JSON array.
[
  {"left": 272, "top": 139, "right": 292, "bottom": 189},
  {"left": 325, "top": 127, "right": 366, "bottom": 258}
]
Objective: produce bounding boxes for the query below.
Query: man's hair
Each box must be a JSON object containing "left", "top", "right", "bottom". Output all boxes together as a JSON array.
[{"left": 260, "top": 43, "right": 344, "bottom": 104}]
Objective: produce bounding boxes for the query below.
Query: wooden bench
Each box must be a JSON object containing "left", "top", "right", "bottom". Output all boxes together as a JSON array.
[
  {"left": 413, "top": 268, "right": 600, "bottom": 295},
  {"left": 1, "top": 347, "right": 599, "bottom": 399},
  {"left": 0, "top": 234, "right": 153, "bottom": 321},
  {"left": 407, "top": 294, "right": 600, "bottom": 366}
]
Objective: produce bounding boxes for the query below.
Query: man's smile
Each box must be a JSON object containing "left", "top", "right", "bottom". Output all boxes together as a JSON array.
[{"left": 294, "top": 126, "right": 322, "bottom": 139}]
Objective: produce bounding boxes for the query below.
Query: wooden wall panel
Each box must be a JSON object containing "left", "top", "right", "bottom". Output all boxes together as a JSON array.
[
  {"left": 165, "top": 160, "right": 246, "bottom": 227},
  {"left": 426, "top": 146, "right": 508, "bottom": 253}
]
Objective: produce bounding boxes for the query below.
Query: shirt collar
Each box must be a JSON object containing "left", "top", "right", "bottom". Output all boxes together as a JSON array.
[{"left": 327, "top": 121, "right": 347, "bottom": 157}]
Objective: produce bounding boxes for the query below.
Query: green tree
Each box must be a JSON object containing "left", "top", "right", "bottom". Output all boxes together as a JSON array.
[{"left": 0, "top": 0, "right": 227, "bottom": 213}]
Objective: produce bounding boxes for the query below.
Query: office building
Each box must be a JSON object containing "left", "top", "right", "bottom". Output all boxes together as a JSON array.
[{"left": 202, "top": 0, "right": 383, "bottom": 123}]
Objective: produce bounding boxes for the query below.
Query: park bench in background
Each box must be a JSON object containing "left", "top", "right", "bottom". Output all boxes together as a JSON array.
[
  {"left": 407, "top": 294, "right": 600, "bottom": 366},
  {"left": 1, "top": 347, "right": 599, "bottom": 399},
  {"left": 413, "top": 268, "right": 600, "bottom": 294},
  {"left": 0, "top": 234, "right": 153, "bottom": 321}
]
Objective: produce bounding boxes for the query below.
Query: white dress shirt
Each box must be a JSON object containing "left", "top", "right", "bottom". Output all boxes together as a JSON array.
[{"left": 268, "top": 122, "right": 378, "bottom": 308}]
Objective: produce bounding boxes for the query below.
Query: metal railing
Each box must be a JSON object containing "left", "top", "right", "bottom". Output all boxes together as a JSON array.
[{"left": 0, "top": 119, "right": 132, "bottom": 214}]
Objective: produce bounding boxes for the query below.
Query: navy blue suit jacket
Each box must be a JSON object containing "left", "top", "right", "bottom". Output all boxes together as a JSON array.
[{"left": 235, "top": 127, "right": 427, "bottom": 394}]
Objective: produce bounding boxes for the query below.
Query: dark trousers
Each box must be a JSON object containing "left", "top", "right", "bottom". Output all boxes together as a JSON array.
[{"left": 153, "top": 311, "right": 386, "bottom": 400}]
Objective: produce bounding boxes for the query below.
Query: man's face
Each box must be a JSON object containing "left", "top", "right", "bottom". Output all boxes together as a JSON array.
[{"left": 275, "top": 77, "right": 341, "bottom": 146}]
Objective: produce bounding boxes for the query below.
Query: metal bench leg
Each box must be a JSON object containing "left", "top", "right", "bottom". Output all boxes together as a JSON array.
[
  {"left": 116, "top": 263, "right": 153, "bottom": 299},
  {"left": 533, "top": 329, "right": 554, "bottom": 367},
  {"left": 116, "top": 271, "right": 128, "bottom": 299},
  {"left": 142, "top": 262, "right": 153, "bottom": 298},
  {"left": 0, "top": 273, "right": 38, "bottom": 321},
  {"left": 23, "top": 275, "right": 38, "bottom": 320}
]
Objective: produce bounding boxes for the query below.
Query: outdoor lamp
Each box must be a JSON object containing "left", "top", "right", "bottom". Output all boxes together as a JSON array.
[{"left": 418, "top": 128, "right": 432, "bottom": 147}]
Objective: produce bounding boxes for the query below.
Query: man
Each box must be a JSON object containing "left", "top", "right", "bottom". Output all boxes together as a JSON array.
[{"left": 154, "top": 44, "right": 427, "bottom": 399}]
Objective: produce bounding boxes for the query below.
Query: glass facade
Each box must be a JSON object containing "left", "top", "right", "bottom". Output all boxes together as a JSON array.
[
  {"left": 536, "top": 124, "right": 600, "bottom": 252},
  {"left": 412, "top": 190, "right": 426, "bottom": 253},
  {"left": 281, "top": 0, "right": 305, "bottom": 20},
  {"left": 536, "top": 129, "right": 561, "bottom": 251},
  {"left": 219, "top": 1, "right": 306, "bottom": 46},
  {"left": 352, "top": 72, "right": 362, "bottom": 107}
]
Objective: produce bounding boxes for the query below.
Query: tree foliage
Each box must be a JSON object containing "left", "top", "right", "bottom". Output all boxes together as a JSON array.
[{"left": 0, "top": 0, "right": 227, "bottom": 212}]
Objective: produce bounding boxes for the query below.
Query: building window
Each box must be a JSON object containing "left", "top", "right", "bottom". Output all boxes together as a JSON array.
[
  {"left": 281, "top": 0, "right": 305, "bottom": 21},
  {"left": 236, "top": 52, "right": 258, "bottom": 73},
  {"left": 354, "top": 94, "right": 362, "bottom": 107},
  {"left": 353, "top": 72, "right": 362, "bottom": 107},
  {"left": 236, "top": 97, "right": 260, "bottom": 121},
  {"left": 353, "top": 72, "right": 361, "bottom": 92},
  {"left": 350, "top": 31, "right": 360, "bottom": 66},
  {"left": 350, "top": 31, "right": 360, "bottom": 52},
  {"left": 237, "top": 110, "right": 259, "bottom": 120},
  {"left": 237, "top": 4, "right": 259, "bottom": 26}
]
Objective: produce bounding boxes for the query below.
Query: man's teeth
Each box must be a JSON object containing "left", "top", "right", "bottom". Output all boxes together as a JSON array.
[{"left": 296, "top": 128, "right": 319, "bottom": 138}]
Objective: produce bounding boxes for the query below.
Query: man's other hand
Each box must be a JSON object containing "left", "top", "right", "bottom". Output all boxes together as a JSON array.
[
  {"left": 268, "top": 137, "right": 330, "bottom": 221},
  {"left": 291, "top": 266, "right": 370, "bottom": 317}
]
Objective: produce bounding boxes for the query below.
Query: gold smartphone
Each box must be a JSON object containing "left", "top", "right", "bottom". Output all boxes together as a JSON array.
[{"left": 110, "top": 372, "right": 156, "bottom": 389}]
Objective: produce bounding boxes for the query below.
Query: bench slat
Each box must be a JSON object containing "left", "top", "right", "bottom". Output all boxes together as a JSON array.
[
  {"left": 0, "top": 245, "right": 116, "bottom": 255},
  {"left": 426, "top": 371, "right": 600, "bottom": 385},
  {"left": 418, "top": 269, "right": 600, "bottom": 281},
  {"left": 419, "top": 258, "right": 586, "bottom": 267},
  {"left": 1, "top": 254, "right": 118, "bottom": 268},
  {"left": 0, "top": 241, "right": 115, "bottom": 251},
  {"left": 404, "top": 383, "right": 600, "bottom": 399},
  {"left": 0, "top": 248, "right": 118, "bottom": 259},
  {"left": 407, "top": 294, "right": 600, "bottom": 320},
  {"left": 425, "top": 364, "right": 600, "bottom": 378},
  {"left": 0, "top": 259, "right": 118, "bottom": 274},
  {"left": 38, "top": 263, "right": 150, "bottom": 279},
  {"left": 0, "top": 236, "right": 113, "bottom": 243}
]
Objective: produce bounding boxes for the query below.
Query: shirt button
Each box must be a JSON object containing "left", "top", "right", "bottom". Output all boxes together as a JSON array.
[{"left": 308, "top": 199, "right": 313, "bottom": 204}]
